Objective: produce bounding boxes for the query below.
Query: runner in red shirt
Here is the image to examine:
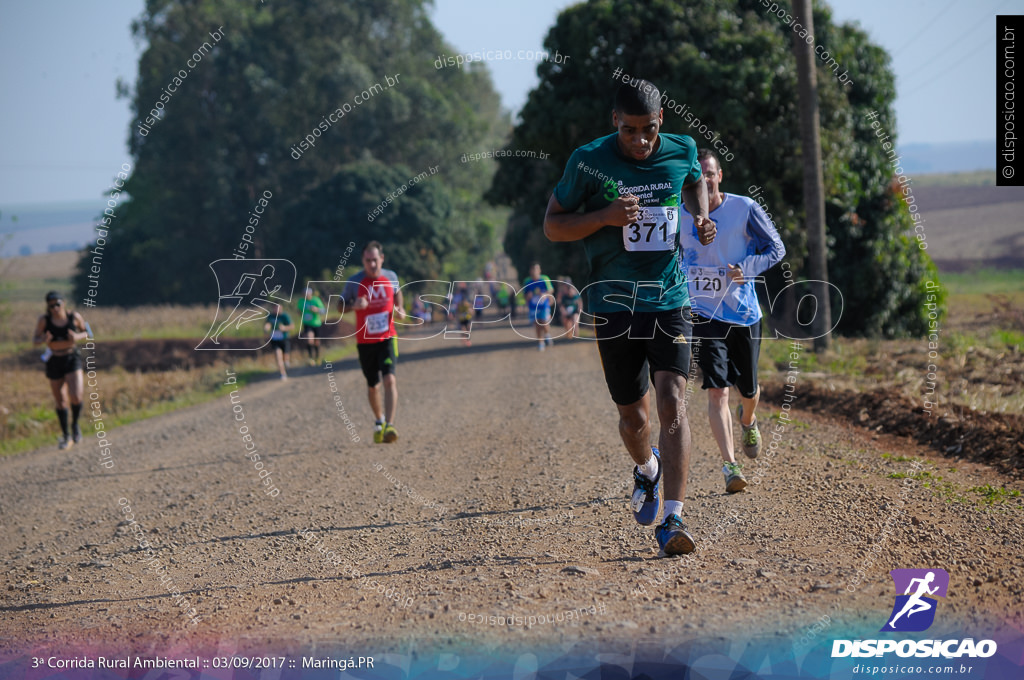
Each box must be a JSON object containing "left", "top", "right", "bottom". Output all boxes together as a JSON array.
[{"left": 342, "top": 241, "right": 405, "bottom": 443}]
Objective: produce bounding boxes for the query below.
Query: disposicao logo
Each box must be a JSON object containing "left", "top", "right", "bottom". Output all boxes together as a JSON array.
[
  {"left": 831, "top": 568, "right": 997, "bottom": 659},
  {"left": 882, "top": 568, "right": 949, "bottom": 632}
]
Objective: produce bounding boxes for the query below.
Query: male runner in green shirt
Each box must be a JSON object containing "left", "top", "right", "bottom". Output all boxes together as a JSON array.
[
  {"left": 543, "top": 78, "right": 716, "bottom": 556},
  {"left": 298, "top": 287, "right": 326, "bottom": 365}
]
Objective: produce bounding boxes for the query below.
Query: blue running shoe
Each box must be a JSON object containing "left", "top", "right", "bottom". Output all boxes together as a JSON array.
[
  {"left": 630, "top": 447, "right": 661, "bottom": 525},
  {"left": 656, "top": 513, "right": 696, "bottom": 556}
]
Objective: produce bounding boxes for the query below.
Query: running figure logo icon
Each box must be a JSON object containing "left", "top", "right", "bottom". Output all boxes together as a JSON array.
[
  {"left": 881, "top": 568, "right": 949, "bottom": 632},
  {"left": 196, "top": 259, "right": 297, "bottom": 350}
]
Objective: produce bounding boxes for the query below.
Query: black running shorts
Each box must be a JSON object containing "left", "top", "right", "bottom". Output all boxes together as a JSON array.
[
  {"left": 594, "top": 308, "right": 693, "bottom": 406},
  {"left": 692, "top": 314, "right": 761, "bottom": 398},
  {"left": 357, "top": 337, "right": 398, "bottom": 387},
  {"left": 45, "top": 351, "right": 83, "bottom": 380},
  {"left": 269, "top": 337, "right": 291, "bottom": 354}
]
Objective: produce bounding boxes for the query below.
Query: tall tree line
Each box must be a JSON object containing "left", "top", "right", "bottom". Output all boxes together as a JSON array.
[
  {"left": 74, "top": 0, "right": 510, "bottom": 305},
  {"left": 488, "top": 0, "right": 943, "bottom": 338}
]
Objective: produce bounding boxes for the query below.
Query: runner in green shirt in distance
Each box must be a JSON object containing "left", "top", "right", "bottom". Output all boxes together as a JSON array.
[{"left": 299, "top": 286, "right": 326, "bottom": 365}]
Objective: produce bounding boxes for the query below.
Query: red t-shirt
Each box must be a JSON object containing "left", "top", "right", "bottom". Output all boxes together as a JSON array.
[{"left": 344, "top": 269, "right": 399, "bottom": 344}]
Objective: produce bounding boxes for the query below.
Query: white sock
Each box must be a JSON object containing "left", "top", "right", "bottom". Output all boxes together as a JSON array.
[
  {"left": 663, "top": 500, "right": 683, "bottom": 520},
  {"left": 637, "top": 453, "right": 659, "bottom": 480}
]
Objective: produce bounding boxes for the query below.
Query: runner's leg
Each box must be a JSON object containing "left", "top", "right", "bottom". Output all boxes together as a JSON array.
[
  {"left": 66, "top": 369, "right": 84, "bottom": 439},
  {"left": 707, "top": 387, "right": 736, "bottom": 463},
  {"left": 383, "top": 373, "right": 397, "bottom": 424},
  {"left": 654, "top": 371, "right": 690, "bottom": 507},
  {"left": 732, "top": 322, "right": 760, "bottom": 426},
  {"left": 367, "top": 384, "right": 383, "bottom": 423},
  {"left": 50, "top": 378, "right": 69, "bottom": 438},
  {"left": 615, "top": 394, "right": 653, "bottom": 466},
  {"left": 738, "top": 386, "right": 760, "bottom": 427}
]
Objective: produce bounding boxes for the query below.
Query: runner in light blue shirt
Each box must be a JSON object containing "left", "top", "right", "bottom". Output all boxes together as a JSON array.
[{"left": 679, "top": 149, "right": 785, "bottom": 493}]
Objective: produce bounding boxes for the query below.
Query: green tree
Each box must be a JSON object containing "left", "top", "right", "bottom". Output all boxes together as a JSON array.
[
  {"left": 489, "top": 0, "right": 943, "bottom": 337},
  {"left": 280, "top": 160, "right": 455, "bottom": 285},
  {"left": 74, "top": 0, "right": 508, "bottom": 305}
]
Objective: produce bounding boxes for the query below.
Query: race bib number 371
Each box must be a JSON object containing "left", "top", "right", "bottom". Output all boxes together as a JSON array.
[{"left": 622, "top": 206, "right": 679, "bottom": 252}]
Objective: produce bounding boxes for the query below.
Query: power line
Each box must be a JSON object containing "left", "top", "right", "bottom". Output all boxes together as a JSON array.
[
  {"left": 901, "top": 48, "right": 980, "bottom": 98},
  {"left": 899, "top": 0, "right": 1009, "bottom": 80},
  {"left": 890, "top": 0, "right": 960, "bottom": 58}
]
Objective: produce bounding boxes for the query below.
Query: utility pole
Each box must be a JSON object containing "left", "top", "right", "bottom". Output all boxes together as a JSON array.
[{"left": 793, "top": 0, "right": 832, "bottom": 351}]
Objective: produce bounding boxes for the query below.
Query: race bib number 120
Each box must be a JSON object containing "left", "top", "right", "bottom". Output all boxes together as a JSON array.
[
  {"left": 622, "top": 206, "right": 678, "bottom": 252},
  {"left": 687, "top": 266, "right": 731, "bottom": 308}
]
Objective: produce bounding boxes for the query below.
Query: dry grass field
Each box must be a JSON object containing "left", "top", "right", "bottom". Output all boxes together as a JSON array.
[{"left": 0, "top": 252, "right": 355, "bottom": 454}]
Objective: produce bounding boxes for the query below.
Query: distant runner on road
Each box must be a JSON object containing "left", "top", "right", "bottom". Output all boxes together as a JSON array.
[
  {"left": 32, "top": 291, "right": 90, "bottom": 450},
  {"left": 342, "top": 241, "right": 405, "bottom": 443},
  {"left": 455, "top": 285, "right": 474, "bottom": 347},
  {"left": 264, "top": 302, "right": 294, "bottom": 381},
  {"left": 543, "top": 78, "right": 716, "bottom": 556},
  {"left": 298, "top": 287, "right": 326, "bottom": 366},
  {"left": 679, "top": 148, "right": 786, "bottom": 494},
  {"left": 558, "top": 278, "right": 582, "bottom": 338},
  {"left": 522, "top": 263, "right": 554, "bottom": 351}
]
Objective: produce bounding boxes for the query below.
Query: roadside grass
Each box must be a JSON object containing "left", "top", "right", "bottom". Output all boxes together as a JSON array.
[
  {"left": 766, "top": 411, "right": 811, "bottom": 430},
  {"left": 2, "top": 266, "right": 363, "bottom": 456},
  {"left": 760, "top": 337, "right": 819, "bottom": 373},
  {"left": 912, "top": 170, "right": 996, "bottom": 187},
  {"left": 886, "top": 467, "right": 1022, "bottom": 511},
  {"left": 758, "top": 268, "right": 1024, "bottom": 415},
  {"left": 0, "top": 343, "right": 357, "bottom": 457},
  {"left": 881, "top": 453, "right": 917, "bottom": 463},
  {"left": 939, "top": 269, "right": 1024, "bottom": 296}
]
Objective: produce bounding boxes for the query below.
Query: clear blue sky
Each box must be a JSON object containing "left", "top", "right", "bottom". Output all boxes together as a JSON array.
[{"left": 0, "top": 0, "right": 1005, "bottom": 205}]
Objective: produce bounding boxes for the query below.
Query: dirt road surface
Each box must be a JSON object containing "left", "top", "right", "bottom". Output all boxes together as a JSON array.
[{"left": 1, "top": 321, "right": 1021, "bottom": 669}]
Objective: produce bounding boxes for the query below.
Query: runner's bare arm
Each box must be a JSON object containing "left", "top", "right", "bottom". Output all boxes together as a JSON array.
[
  {"left": 682, "top": 180, "right": 716, "bottom": 245},
  {"left": 68, "top": 312, "right": 89, "bottom": 341},
  {"left": 394, "top": 289, "right": 406, "bottom": 319},
  {"left": 543, "top": 193, "right": 640, "bottom": 242},
  {"left": 32, "top": 316, "right": 49, "bottom": 345}
]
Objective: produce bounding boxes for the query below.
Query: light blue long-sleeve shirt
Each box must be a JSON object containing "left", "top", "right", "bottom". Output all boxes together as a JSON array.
[{"left": 679, "top": 193, "right": 786, "bottom": 326}]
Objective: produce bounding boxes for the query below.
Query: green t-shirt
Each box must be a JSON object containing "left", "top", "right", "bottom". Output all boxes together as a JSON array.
[
  {"left": 552, "top": 132, "right": 701, "bottom": 313},
  {"left": 298, "top": 296, "right": 325, "bottom": 327},
  {"left": 266, "top": 311, "right": 292, "bottom": 339},
  {"left": 522, "top": 275, "right": 553, "bottom": 303},
  {"left": 560, "top": 292, "right": 581, "bottom": 314}
]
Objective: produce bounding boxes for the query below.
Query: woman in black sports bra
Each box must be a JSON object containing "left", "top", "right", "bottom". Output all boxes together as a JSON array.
[{"left": 32, "top": 291, "right": 89, "bottom": 450}]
